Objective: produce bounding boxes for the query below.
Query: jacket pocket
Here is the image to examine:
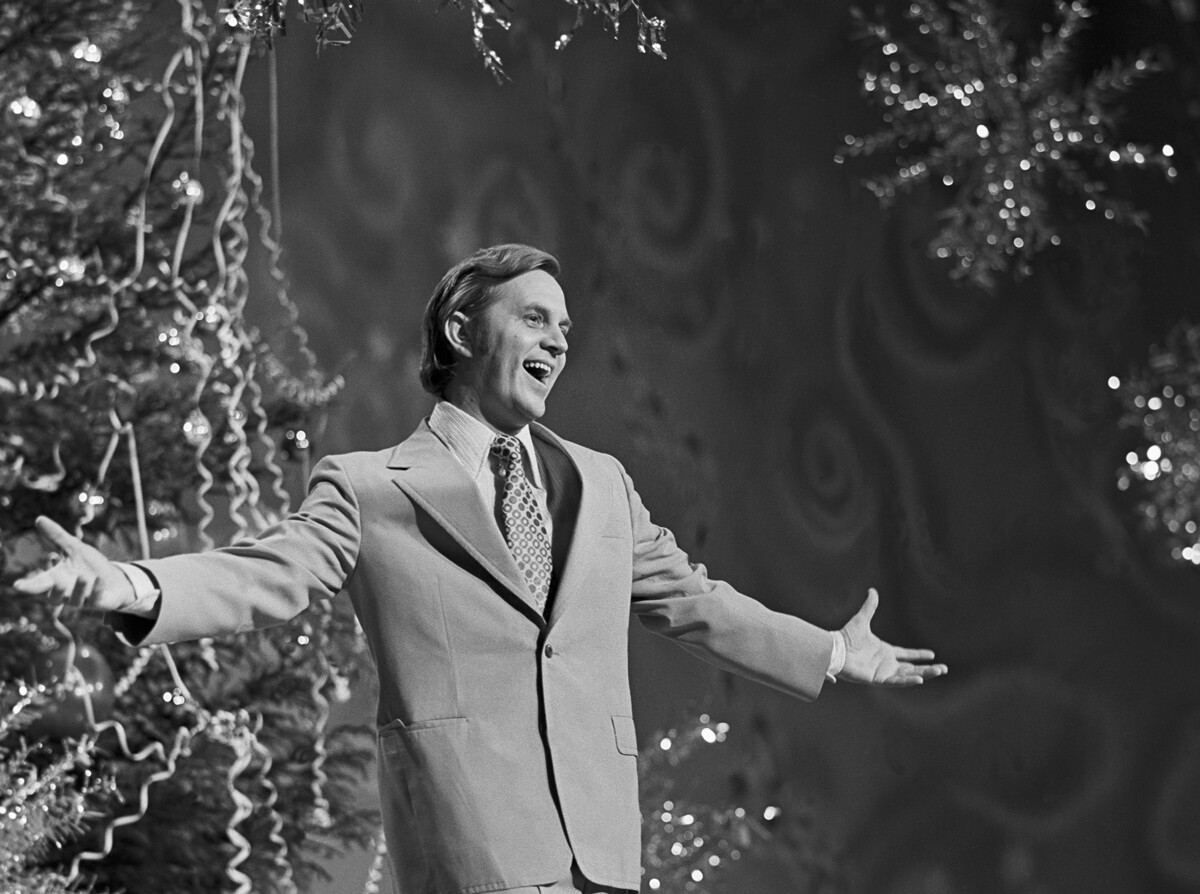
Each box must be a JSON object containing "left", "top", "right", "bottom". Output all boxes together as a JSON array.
[
  {"left": 611, "top": 714, "right": 639, "bottom": 756},
  {"left": 380, "top": 716, "right": 466, "bottom": 734},
  {"left": 378, "top": 716, "right": 468, "bottom": 758}
]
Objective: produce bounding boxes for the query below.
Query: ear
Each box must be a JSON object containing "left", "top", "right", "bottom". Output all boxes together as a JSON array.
[{"left": 444, "top": 311, "right": 473, "bottom": 360}]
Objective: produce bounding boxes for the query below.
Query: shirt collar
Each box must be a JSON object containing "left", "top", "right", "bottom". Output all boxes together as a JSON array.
[{"left": 428, "top": 400, "right": 544, "bottom": 488}]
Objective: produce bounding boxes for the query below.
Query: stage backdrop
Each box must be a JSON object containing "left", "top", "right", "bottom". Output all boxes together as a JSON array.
[{"left": 243, "top": 3, "right": 1200, "bottom": 892}]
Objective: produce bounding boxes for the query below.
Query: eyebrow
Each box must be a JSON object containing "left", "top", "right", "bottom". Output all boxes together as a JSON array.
[{"left": 524, "top": 302, "right": 572, "bottom": 330}]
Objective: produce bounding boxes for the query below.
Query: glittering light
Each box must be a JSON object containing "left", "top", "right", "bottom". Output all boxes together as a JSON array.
[
  {"left": 8, "top": 95, "right": 42, "bottom": 121},
  {"left": 1116, "top": 322, "right": 1200, "bottom": 566},
  {"left": 639, "top": 714, "right": 843, "bottom": 890},
  {"left": 55, "top": 255, "right": 86, "bottom": 283},
  {"left": 182, "top": 409, "right": 212, "bottom": 446},
  {"left": 71, "top": 39, "right": 102, "bottom": 63},
  {"left": 171, "top": 170, "right": 205, "bottom": 205}
]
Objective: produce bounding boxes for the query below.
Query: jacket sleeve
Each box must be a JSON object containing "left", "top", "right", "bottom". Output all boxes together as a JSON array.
[
  {"left": 110, "top": 455, "right": 362, "bottom": 646},
  {"left": 621, "top": 460, "right": 832, "bottom": 701}
]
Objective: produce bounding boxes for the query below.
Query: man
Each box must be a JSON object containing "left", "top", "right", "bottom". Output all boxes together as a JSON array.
[{"left": 15, "top": 244, "right": 947, "bottom": 894}]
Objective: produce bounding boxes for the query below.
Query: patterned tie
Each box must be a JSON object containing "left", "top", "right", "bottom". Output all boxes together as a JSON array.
[{"left": 490, "top": 434, "right": 553, "bottom": 611}]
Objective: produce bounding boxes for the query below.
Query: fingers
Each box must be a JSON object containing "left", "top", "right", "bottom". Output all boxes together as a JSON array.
[
  {"left": 897, "top": 657, "right": 950, "bottom": 681},
  {"left": 35, "top": 515, "right": 79, "bottom": 551},
  {"left": 11, "top": 568, "right": 53, "bottom": 595},
  {"left": 13, "top": 563, "right": 75, "bottom": 601},
  {"left": 893, "top": 647, "right": 937, "bottom": 661},
  {"left": 859, "top": 586, "right": 880, "bottom": 621},
  {"left": 69, "top": 573, "right": 95, "bottom": 610},
  {"left": 889, "top": 662, "right": 949, "bottom": 684},
  {"left": 881, "top": 675, "right": 926, "bottom": 688}
]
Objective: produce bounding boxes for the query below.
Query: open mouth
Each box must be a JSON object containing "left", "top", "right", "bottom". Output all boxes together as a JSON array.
[{"left": 523, "top": 359, "right": 553, "bottom": 383}]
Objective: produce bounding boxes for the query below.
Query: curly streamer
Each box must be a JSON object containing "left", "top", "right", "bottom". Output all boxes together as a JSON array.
[
  {"left": 304, "top": 602, "right": 336, "bottom": 829},
  {"left": 246, "top": 48, "right": 327, "bottom": 380},
  {"left": 249, "top": 726, "right": 299, "bottom": 893},
  {"left": 209, "top": 40, "right": 260, "bottom": 543},
  {"left": 66, "top": 724, "right": 197, "bottom": 882},
  {"left": 361, "top": 829, "right": 389, "bottom": 894},
  {"left": 218, "top": 714, "right": 259, "bottom": 894}
]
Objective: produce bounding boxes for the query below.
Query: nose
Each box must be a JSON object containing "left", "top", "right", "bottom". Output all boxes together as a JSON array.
[{"left": 544, "top": 328, "right": 568, "bottom": 356}]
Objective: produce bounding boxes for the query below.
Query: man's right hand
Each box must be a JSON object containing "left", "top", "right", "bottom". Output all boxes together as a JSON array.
[{"left": 11, "top": 516, "right": 135, "bottom": 612}]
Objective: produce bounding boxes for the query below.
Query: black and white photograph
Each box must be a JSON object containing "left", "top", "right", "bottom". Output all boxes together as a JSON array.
[{"left": 1, "top": 1, "right": 1198, "bottom": 892}]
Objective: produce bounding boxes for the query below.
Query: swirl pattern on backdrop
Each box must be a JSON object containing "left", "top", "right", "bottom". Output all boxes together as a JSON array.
[
  {"left": 323, "top": 55, "right": 417, "bottom": 236},
  {"left": 867, "top": 186, "right": 1016, "bottom": 381},
  {"left": 772, "top": 407, "right": 877, "bottom": 557},
  {"left": 572, "top": 60, "right": 731, "bottom": 335},
  {"left": 442, "top": 156, "right": 561, "bottom": 262},
  {"left": 1148, "top": 711, "right": 1200, "bottom": 886},
  {"left": 876, "top": 667, "right": 1121, "bottom": 836}
]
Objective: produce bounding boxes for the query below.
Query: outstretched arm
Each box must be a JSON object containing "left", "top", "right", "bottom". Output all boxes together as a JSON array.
[
  {"left": 835, "top": 587, "right": 947, "bottom": 686},
  {"left": 11, "top": 516, "right": 137, "bottom": 612}
]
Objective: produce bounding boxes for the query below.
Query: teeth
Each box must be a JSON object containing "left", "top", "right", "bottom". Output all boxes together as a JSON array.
[{"left": 525, "top": 360, "right": 552, "bottom": 379}]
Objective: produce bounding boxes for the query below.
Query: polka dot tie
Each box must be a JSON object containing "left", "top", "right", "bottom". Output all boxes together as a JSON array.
[{"left": 491, "top": 435, "right": 553, "bottom": 611}]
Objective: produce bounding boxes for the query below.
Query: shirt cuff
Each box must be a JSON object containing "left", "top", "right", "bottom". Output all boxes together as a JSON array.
[
  {"left": 113, "top": 562, "right": 162, "bottom": 618},
  {"left": 825, "top": 629, "right": 846, "bottom": 683}
]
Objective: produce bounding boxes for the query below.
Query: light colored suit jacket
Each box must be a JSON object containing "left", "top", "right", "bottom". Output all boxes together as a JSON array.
[{"left": 126, "top": 420, "right": 833, "bottom": 893}]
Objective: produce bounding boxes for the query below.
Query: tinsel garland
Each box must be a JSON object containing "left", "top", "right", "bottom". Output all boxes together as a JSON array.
[
  {"left": 219, "top": 0, "right": 666, "bottom": 81},
  {"left": 838, "top": 0, "right": 1176, "bottom": 290},
  {"left": 222, "top": 0, "right": 363, "bottom": 49}
]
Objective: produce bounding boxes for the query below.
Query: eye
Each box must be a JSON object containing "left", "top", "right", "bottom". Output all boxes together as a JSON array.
[{"left": 525, "top": 312, "right": 544, "bottom": 326}]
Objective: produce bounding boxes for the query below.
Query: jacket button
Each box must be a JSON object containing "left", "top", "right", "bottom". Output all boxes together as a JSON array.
[{"left": 544, "top": 644, "right": 554, "bottom": 658}]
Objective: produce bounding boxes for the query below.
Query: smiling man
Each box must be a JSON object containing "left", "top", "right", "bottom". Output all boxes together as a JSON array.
[{"left": 14, "top": 243, "right": 946, "bottom": 894}]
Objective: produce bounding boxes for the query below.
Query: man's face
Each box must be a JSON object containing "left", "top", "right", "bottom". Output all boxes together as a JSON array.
[{"left": 451, "top": 269, "right": 571, "bottom": 433}]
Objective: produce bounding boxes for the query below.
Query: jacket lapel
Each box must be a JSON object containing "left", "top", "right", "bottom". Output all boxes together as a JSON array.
[
  {"left": 532, "top": 424, "right": 601, "bottom": 630},
  {"left": 388, "top": 422, "right": 542, "bottom": 619}
]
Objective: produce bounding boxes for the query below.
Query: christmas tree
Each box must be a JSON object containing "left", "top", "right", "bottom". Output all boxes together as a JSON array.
[
  {"left": 0, "top": 685, "right": 93, "bottom": 894},
  {"left": 0, "top": 2, "right": 375, "bottom": 891}
]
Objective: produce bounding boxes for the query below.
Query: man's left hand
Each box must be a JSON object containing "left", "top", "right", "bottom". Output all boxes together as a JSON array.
[{"left": 837, "top": 587, "right": 947, "bottom": 687}]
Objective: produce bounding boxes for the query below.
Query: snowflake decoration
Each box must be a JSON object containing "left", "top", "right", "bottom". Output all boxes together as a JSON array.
[{"left": 837, "top": 0, "right": 1178, "bottom": 290}]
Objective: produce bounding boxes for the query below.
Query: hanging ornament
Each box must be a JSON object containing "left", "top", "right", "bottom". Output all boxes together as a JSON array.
[
  {"left": 837, "top": 0, "right": 1177, "bottom": 291},
  {"left": 1114, "top": 321, "right": 1200, "bottom": 568},
  {"left": 182, "top": 409, "right": 212, "bottom": 446},
  {"left": 25, "top": 642, "right": 116, "bottom": 740}
]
